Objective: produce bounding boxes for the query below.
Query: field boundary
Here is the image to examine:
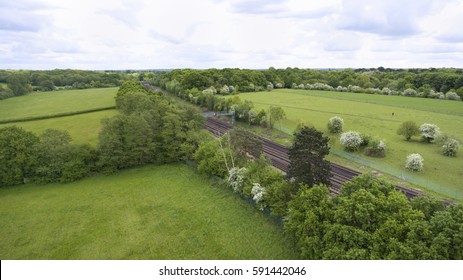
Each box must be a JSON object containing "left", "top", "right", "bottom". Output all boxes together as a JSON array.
[{"left": 0, "top": 106, "right": 116, "bottom": 124}]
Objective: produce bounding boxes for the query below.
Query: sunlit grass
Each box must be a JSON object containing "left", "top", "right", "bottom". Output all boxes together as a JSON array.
[
  {"left": 0, "top": 164, "right": 298, "bottom": 260},
  {"left": 237, "top": 89, "right": 463, "bottom": 200},
  {"left": 0, "top": 87, "right": 117, "bottom": 121}
]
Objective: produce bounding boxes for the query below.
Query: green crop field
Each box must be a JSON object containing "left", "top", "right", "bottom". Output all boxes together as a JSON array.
[
  {"left": 0, "top": 87, "right": 117, "bottom": 122},
  {"left": 237, "top": 89, "right": 463, "bottom": 201},
  {"left": 0, "top": 164, "right": 297, "bottom": 260}
]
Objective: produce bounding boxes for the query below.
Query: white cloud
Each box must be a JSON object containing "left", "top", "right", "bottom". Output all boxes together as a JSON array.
[{"left": 0, "top": 0, "right": 462, "bottom": 69}]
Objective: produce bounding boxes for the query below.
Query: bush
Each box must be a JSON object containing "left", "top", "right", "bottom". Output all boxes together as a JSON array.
[
  {"left": 419, "top": 123, "right": 440, "bottom": 143},
  {"left": 402, "top": 88, "right": 417, "bottom": 97},
  {"left": 364, "top": 139, "right": 386, "bottom": 157},
  {"left": 445, "top": 91, "right": 461, "bottom": 101},
  {"left": 359, "top": 133, "right": 372, "bottom": 147},
  {"left": 251, "top": 183, "right": 266, "bottom": 211},
  {"left": 441, "top": 139, "right": 460, "bottom": 157},
  {"left": 228, "top": 167, "right": 247, "bottom": 193},
  {"left": 340, "top": 131, "right": 362, "bottom": 151},
  {"left": 381, "top": 87, "right": 392, "bottom": 95},
  {"left": 397, "top": 121, "right": 420, "bottom": 141},
  {"left": 405, "top": 153, "right": 424, "bottom": 171},
  {"left": 327, "top": 116, "right": 344, "bottom": 134}
]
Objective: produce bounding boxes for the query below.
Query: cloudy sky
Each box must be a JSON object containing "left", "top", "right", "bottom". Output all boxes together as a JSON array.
[{"left": 1, "top": 0, "right": 463, "bottom": 69}]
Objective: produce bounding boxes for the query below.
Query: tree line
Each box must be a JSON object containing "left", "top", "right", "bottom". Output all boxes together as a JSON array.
[
  {"left": 0, "top": 69, "right": 131, "bottom": 99},
  {"left": 149, "top": 67, "right": 463, "bottom": 100},
  {"left": 0, "top": 81, "right": 204, "bottom": 186}
]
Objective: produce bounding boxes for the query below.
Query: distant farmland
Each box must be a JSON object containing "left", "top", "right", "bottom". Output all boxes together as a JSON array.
[
  {"left": 0, "top": 87, "right": 117, "bottom": 145},
  {"left": 0, "top": 87, "right": 117, "bottom": 122},
  {"left": 237, "top": 89, "right": 463, "bottom": 200}
]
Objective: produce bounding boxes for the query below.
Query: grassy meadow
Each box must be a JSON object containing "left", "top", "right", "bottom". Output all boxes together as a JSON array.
[
  {"left": 0, "top": 87, "right": 117, "bottom": 122},
  {"left": 0, "top": 164, "right": 297, "bottom": 260},
  {"left": 0, "top": 87, "right": 118, "bottom": 144},
  {"left": 0, "top": 110, "right": 117, "bottom": 145},
  {"left": 237, "top": 89, "right": 463, "bottom": 200}
]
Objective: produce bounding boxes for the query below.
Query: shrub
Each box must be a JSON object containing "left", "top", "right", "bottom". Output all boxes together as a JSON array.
[
  {"left": 348, "top": 85, "right": 364, "bottom": 93},
  {"left": 445, "top": 91, "right": 461, "bottom": 101},
  {"left": 364, "top": 139, "right": 386, "bottom": 157},
  {"left": 228, "top": 167, "right": 247, "bottom": 193},
  {"left": 397, "top": 121, "right": 420, "bottom": 141},
  {"left": 251, "top": 183, "right": 266, "bottom": 211},
  {"left": 381, "top": 87, "right": 392, "bottom": 95},
  {"left": 441, "top": 139, "right": 460, "bottom": 157},
  {"left": 419, "top": 123, "right": 440, "bottom": 143},
  {"left": 405, "top": 153, "right": 424, "bottom": 171},
  {"left": 359, "top": 133, "right": 372, "bottom": 147},
  {"left": 402, "top": 88, "right": 417, "bottom": 97},
  {"left": 366, "top": 88, "right": 381, "bottom": 94},
  {"left": 220, "top": 85, "right": 230, "bottom": 95},
  {"left": 340, "top": 131, "right": 362, "bottom": 151},
  {"left": 327, "top": 116, "right": 344, "bottom": 134}
]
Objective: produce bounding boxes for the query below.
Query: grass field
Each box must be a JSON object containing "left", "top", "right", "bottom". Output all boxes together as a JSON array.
[
  {"left": 237, "top": 89, "right": 463, "bottom": 200},
  {"left": 0, "top": 164, "right": 297, "bottom": 260},
  {"left": 0, "top": 87, "right": 118, "bottom": 145},
  {"left": 0, "top": 110, "right": 117, "bottom": 146},
  {"left": 0, "top": 87, "right": 117, "bottom": 122}
]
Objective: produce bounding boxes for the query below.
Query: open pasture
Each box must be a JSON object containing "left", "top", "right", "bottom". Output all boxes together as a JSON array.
[
  {"left": 0, "top": 87, "right": 117, "bottom": 122},
  {"left": 238, "top": 89, "right": 463, "bottom": 200},
  {"left": 0, "top": 164, "right": 297, "bottom": 260},
  {"left": 0, "top": 110, "right": 117, "bottom": 146}
]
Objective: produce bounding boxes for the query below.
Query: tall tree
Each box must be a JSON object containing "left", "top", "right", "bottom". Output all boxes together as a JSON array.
[
  {"left": 0, "top": 126, "right": 38, "bottom": 186},
  {"left": 7, "top": 72, "right": 32, "bottom": 96},
  {"left": 287, "top": 126, "right": 331, "bottom": 187},
  {"left": 267, "top": 106, "right": 286, "bottom": 129}
]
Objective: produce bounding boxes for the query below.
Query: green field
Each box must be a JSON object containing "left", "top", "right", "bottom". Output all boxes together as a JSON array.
[
  {"left": 237, "top": 89, "right": 463, "bottom": 200},
  {"left": 0, "top": 87, "right": 118, "bottom": 145},
  {"left": 0, "top": 110, "right": 117, "bottom": 145},
  {"left": 0, "top": 87, "right": 117, "bottom": 122},
  {"left": 0, "top": 164, "right": 297, "bottom": 260}
]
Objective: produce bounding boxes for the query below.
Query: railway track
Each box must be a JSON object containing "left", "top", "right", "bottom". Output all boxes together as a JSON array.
[{"left": 205, "top": 116, "right": 424, "bottom": 199}]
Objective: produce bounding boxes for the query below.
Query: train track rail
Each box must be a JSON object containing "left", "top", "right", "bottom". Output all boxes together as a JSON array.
[{"left": 205, "top": 116, "right": 425, "bottom": 199}]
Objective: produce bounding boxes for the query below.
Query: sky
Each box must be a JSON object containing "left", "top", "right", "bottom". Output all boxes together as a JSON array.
[{"left": 1, "top": 0, "right": 463, "bottom": 70}]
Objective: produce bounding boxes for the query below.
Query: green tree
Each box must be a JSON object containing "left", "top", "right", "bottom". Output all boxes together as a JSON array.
[
  {"left": 287, "top": 126, "right": 331, "bottom": 188},
  {"left": 397, "top": 121, "right": 420, "bottom": 141},
  {"left": 229, "top": 128, "right": 263, "bottom": 160},
  {"left": 267, "top": 106, "right": 286, "bottom": 129},
  {"left": 285, "top": 184, "right": 333, "bottom": 259},
  {"left": 193, "top": 137, "right": 233, "bottom": 177},
  {"left": 429, "top": 204, "right": 463, "bottom": 259},
  {"left": 7, "top": 72, "right": 32, "bottom": 96},
  {"left": 0, "top": 126, "right": 38, "bottom": 186},
  {"left": 33, "top": 129, "right": 96, "bottom": 183},
  {"left": 97, "top": 114, "right": 156, "bottom": 172}
]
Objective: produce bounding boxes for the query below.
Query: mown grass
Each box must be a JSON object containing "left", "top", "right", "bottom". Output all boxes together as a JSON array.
[
  {"left": 0, "top": 110, "right": 117, "bottom": 146},
  {"left": 0, "top": 164, "right": 298, "bottom": 260},
  {"left": 237, "top": 89, "right": 463, "bottom": 200},
  {"left": 0, "top": 87, "right": 118, "bottom": 145},
  {"left": 0, "top": 87, "right": 117, "bottom": 122}
]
